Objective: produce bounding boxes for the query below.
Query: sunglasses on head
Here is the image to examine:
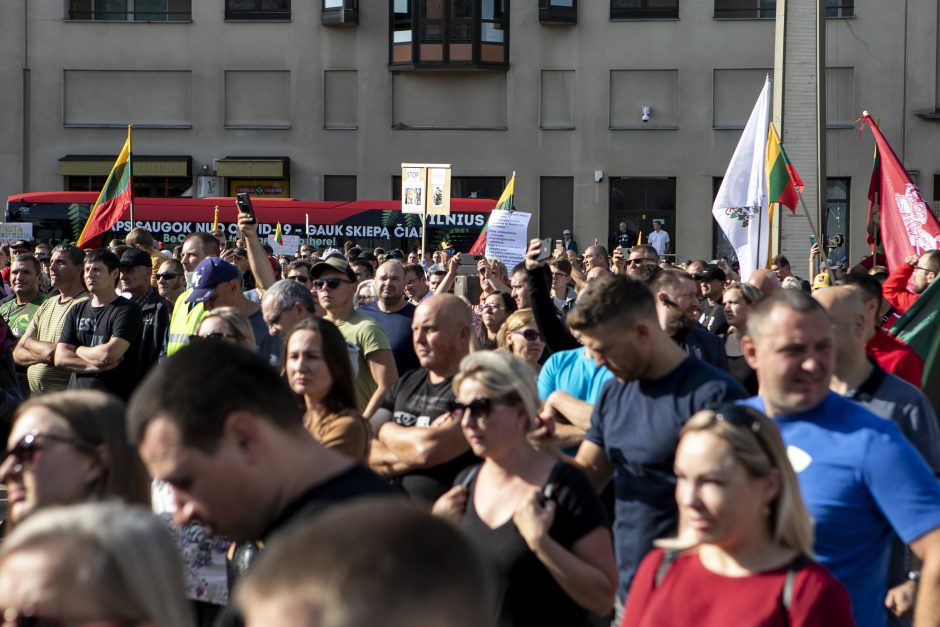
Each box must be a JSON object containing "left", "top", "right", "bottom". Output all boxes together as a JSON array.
[
  {"left": 155, "top": 272, "right": 180, "bottom": 280},
  {"left": 712, "top": 405, "right": 776, "bottom": 465},
  {"left": 313, "top": 278, "right": 351, "bottom": 290},
  {"left": 512, "top": 329, "right": 542, "bottom": 342},
  {"left": 1, "top": 431, "right": 97, "bottom": 475}
]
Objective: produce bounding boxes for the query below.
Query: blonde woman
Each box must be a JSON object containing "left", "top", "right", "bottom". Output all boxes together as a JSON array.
[
  {"left": 195, "top": 306, "right": 256, "bottom": 347},
  {"left": 496, "top": 308, "right": 545, "bottom": 374},
  {"left": 622, "top": 406, "right": 853, "bottom": 626}
]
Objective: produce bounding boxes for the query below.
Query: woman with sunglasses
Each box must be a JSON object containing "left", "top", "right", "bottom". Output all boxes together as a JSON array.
[
  {"left": 0, "top": 390, "right": 150, "bottom": 528},
  {"left": 0, "top": 501, "right": 195, "bottom": 627},
  {"left": 284, "top": 318, "right": 369, "bottom": 462},
  {"left": 474, "top": 292, "right": 517, "bottom": 351},
  {"left": 433, "top": 351, "right": 617, "bottom": 627},
  {"left": 497, "top": 308, "right": 545, "bottom": 375},
  {"left": 621, "top": 406, "right": 853, "bottom": 626},
  {"left": 194, "top": 306, "right": 256, "bottom": 348}
]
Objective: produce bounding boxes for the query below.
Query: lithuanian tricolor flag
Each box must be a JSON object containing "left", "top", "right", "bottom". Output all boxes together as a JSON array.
[
  {"left": 274, "top": 222, "right": 284, "bottom": 245},
  {"left": 77, "top": 126, "right": 134, "bottom": 247},
  {"left": 469, "top": 173, "right": 515, "bottom": 255},
  {"left": 766, "top": 123, "right": 803, "bottom": 214}
]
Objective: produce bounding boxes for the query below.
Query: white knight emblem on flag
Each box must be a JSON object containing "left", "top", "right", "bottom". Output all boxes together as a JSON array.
[{"left": 894, "top": 184, "right": 940, "bottom": 251}]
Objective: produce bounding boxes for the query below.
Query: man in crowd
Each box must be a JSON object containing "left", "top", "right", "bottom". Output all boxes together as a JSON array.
[
  {"left": 509, "top": 262, "right": 532, "bottom": 309},
  {"left": 771, "top": 254, "right": 810, "bottom": 292},
  {"left": 350, "top": 258, "right": 374, "bottom": 285},
  {"left": 427, "top": 264, "right": 447, "bottom": 294},
  {"left": 562, "top": 276, "right": 745, "bottom": 619},
  {"left": 694, "top": 264, "right": 729, "bottom": 336},
  {"left": 55, "top": 249, "right": 142, "bottom": 400},
  {"left": 119, "top": 248, "right": 170, "bottom": 377},
  {"left": 13, "top": 245, "right": 88, "bottom": 394},
  {"left": 369, "top": 295, "right": 475, "bottom": 503},
  {"left": 562, "top": 228, "right": 578, "bottom": 253},
  {"left": 649, "top": 269, "right": 727, "bottom": 370},
  {"left": 155, "top": 259, "right": 186, "bottom": 307},
  {"left": 403, "top": 263, "right": 430, "bottom": 305},
  {"left": 608, "top": 220, "right": 636, "bottom": 255},
  {"left": 647, "top": 220, "right": 670, "bottom": 257},
  {"left": 839, "top": 272, "right": 923, "bottom": 387},
  {"left": 125, "top": 227, "right": 164, "bottom": 287},
  {"left": 740, "top": 289, "right": 940, "bottom": 627},
  {"left": 582, "top": 245, "right": 610, "bottom": 274},
  {"left": 359, "top": 260, "right": 419, "bottom": 377},
  {"left": 624, "top": 245, "right": 660, "bottom": 279},
  {"left": 261, "top": 279, "right": 320, "bottom": 338},
  {"left": 883, "top": 250, "right": 940, "bottom": 314},
  {"left": 0, "top": 254, "right": 47, "bottom": 338},
  {"left": 285, "top": 260, "right": 312, "bottom": 286},
  {"left": 188, "top": 257, "right": 280, "bottom": 365},
  {"left": 747, "top": 268, "right": 780, "bottom": 296},
  {"left": 128, "top": 340, "right": 391, "bottom": 574},
  {"left": 167, "top": 232, "right": 220, "bottom": 356},
  {"left": 312, "top": 256, "right": 396, "bottom": 416}
]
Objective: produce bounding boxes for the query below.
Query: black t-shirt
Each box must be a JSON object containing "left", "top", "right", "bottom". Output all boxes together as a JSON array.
[
  {"left": 359, "top": 301, "right": 420, "bottom": 376},
  {"left": 699, "top": 301, "right": 729, "bottom": 336},
  {"left": 381, "top": 368, "right": 478, "bottom": 503},
  {"left": 461, "top": 462, "right": 610, "bottom": 627},
  {"left": 59, "top": 296, "right": 143, "bottom": 400}
]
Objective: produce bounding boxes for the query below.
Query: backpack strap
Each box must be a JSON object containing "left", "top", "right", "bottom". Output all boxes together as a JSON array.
[
  {"left": 654, "top": 549, "right": 682, "bottom": 588},
  {"left": 459, "top": 464, "right": 482, "bottom": 489},
  {"left": 780, "top": 554, "right": 813, "bottom": 625}
]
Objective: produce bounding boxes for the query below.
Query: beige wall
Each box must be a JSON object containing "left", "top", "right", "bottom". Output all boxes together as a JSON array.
[{"left": 1, "top": 1, "right": 938, "bottom": 264}]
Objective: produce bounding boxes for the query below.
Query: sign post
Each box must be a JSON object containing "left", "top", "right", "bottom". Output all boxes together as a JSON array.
[{"left": 401, "top": 163, "right": 451, "bottom": 259}]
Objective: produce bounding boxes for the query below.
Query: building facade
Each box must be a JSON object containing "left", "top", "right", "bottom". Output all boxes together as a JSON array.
[{"left": 1, "top": 0, "right": 939, "bottom": 263}]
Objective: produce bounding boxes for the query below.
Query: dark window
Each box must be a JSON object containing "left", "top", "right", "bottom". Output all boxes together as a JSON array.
[
  {"left": 539, "top": 177, "right": 574, "bottom": 239},
  {"left": 540, "top": 0, "right": 577, "bottom": 24},
  {"left": 67, "top": 175, "right": 193, "bottom": 198},
  {"left": 611, "top": 0, "right": 679, "bottom": 20},
  {"left": 68, "top": 0, "right": 192, "bottom": 21},
  {"left": 324, "top": 175, "right": 357, "bottom": 201},
  {"left": 714, "top": 0, "right": 774, "bottom": 19},
  {"left": 609, "top": 177, "right": 677, "bottom": 255},
  {"left": 825, "top": 0, "right": 853, "bottom": 17},
  {"left": 226, "top": 0, "right": 290, "bottom": 20},
  {"left": 389, "top": 0, "right": 509, "bottom": 69},
  {"left": 824, "top": 178, "right": 849, "bottom": 264},
  {"left": 322, "top": 0, "right": 358, "bottom": 25}
]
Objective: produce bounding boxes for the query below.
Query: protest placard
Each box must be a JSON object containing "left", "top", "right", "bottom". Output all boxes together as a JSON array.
[
  {"left": 484, "top": 210, "right": 531, "bottom": 271},
  {"left": 0, "top": 223, "right": 33, "bottom": 245}
]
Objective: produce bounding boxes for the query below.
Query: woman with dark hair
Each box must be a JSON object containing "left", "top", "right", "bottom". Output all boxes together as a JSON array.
[
  {"left": 0, "top": 389, "right": 150, "bottom": 528},
  {"left": 284, "top": 318, "right": 370, "bottom": 461},
  {"left": 474, "top": 291, "right": 517, "bottom": 351}
]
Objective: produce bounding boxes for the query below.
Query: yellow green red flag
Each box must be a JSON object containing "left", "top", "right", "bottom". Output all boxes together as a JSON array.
[{"left": 77, "top": 126, "right": 134, "bottom": 247}]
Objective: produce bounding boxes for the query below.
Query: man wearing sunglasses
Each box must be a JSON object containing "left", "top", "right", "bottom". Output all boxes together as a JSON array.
[
  {"left": 13, "top": 245, "right": 88, "bottom": 394},
  {"left": 311, "top": 256, "right": 396, "bottom": 417},
  {"left": 740, "top": 289, "right": 940, "bottom": 627},
  {"left": 55, "top": 249, "right": 143, "bottom": 400},
  {"left": 369, "top": 294, "right": 476, "bottom": 503},
  {"left": 155, "top": 259, "right": 186, "bottom": 305},
  {"left": 882, "top": 250, "right": 940, "bottom": 314},
  {"left": 119, "top": 248, "right": 171, "bottom": 382}
]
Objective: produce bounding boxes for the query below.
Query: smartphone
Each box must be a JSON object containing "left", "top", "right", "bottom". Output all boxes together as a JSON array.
[
  {"left": 236, "top": 193, "right": 256, "bottom": 224},
  {"left": 537, "top": 237, "right": 552, "bottom": 261},
  {"left": 809, "top": 235, "right": 816, "bottom": 245}
]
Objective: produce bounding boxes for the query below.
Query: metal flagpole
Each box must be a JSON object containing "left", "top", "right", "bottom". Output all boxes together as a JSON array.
[
  {"left": 127, "top": 124, "right": 135, "bottom": 227},
  {"left": 794, "top": 187, "right": 833, "bottom": 284}
]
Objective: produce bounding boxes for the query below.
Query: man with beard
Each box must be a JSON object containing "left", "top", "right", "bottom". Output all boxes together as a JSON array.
[
  {"left": 13, "top": 245, "right": 88, "bottom": 394},
  {"left": 649, "top": 268, "right": 728, "bottom": 370},
  {"left": 882, "top": 250, "right": 940, "bottom": 314},
  {"left": 359, "top": 260, "right": 419, "bottom": 377},
  {"left": 693, "top": 264, "right": 729, "bottom": 336}
]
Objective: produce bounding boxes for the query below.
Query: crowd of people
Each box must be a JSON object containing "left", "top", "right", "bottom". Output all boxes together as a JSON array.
[{"left": 0, "top": 217, "right": 937, "bottom": 627}]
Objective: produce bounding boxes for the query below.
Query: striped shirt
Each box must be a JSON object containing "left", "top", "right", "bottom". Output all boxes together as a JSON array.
[{"left": 25, "top": 292, "right": 88, "bottom": 393}]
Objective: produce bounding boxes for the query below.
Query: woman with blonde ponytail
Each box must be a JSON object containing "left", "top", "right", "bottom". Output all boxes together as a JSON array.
[{"left": 622, "top": 405, "right": 854, "bottom": 627}]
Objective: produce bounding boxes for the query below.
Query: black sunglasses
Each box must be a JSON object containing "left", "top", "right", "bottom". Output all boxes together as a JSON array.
[
  {"left": 1, "top": 431, "right": 97, "bottom": 475},
  {"left": 156, "top": 272, "right": 181, "bottom": 280},
  {"left": 512, "top": 329, "right": 542, "bottom": 342},
  {"left": 447, "top": 397, "right": 512, "bottom": 422},
  {"left": 287, "top": 275, "right": 310, "bottom": 283},
  {"left": 313, "top": 278, "right": 352, "bottom": 290},
  {"left": 190, "top": 332, "right": 238, "bottom": 342},
  {"left": 712, "top": 405, "right": 776, "bottom": 465}
]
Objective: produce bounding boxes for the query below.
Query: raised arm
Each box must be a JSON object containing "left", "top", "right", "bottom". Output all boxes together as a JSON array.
[{"left": 237, "top": 212, "right": 277, "bottom": 291}]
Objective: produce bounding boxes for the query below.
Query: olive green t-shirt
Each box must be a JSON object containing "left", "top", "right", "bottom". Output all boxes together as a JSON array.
[{"left": 333, "top": 310, "right": 391, "bottom": 411}]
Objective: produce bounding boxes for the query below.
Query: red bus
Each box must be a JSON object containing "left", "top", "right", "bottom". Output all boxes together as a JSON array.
[{"left": 4, "top": 192, "right": 495, "bottom": 252}]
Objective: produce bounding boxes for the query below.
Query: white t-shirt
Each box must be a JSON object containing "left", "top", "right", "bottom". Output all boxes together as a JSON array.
[{"left": 648, "top": 230, "right": 670, "bottom": 256}]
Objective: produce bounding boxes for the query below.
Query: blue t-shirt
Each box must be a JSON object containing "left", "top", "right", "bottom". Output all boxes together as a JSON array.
[
  {"left": 586, "top": 356, "right": 747, "bottom": 599},
  {"left": 537, "top": 347, "right": 613, "bottom": 403},
  {"left": 741, "top": 392, "right": 940, "bottom": 627},
  {"left": 359, "top": 302, "right": 419, "bottom": 377}
]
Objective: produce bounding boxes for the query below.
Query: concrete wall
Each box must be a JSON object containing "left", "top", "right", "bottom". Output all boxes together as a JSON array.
[{"left": 1, "top": 1, "right": 936, "bottom": 263}]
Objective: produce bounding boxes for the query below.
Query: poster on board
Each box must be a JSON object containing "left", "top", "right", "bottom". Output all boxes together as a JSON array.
[{"left": 401, "top": 166, "right": 426, "bottom": 214}]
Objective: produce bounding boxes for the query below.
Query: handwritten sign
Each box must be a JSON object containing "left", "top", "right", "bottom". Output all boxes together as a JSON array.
[
  {"left": 0, "top": 223, "right": 33, "bottom": 245},
  {"left": 484, "top": 210, "right": 531, "bottom": 271},
  {"left": 269, "top": 234, "right": 301, "bottom": 256}
]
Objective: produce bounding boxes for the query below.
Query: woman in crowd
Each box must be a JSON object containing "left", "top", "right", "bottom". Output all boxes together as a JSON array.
[
  {"left": 721, "top": 282, "right": 761, "bottom": 394},
  {"left": 194, "top": 306, "right": 256, "bottom": 348},
  {"left": 474, "top": 292, "right": 517, "bottom": 351},
  {"left": 284, "top": 318, "right": 370, "bottom": 461},
  {"left": 0, "top": 390, "right": 150, "bottom": 528},
  {"left": 355, "top": 279, "right": 376, "bottom": 308},
  {"left": 621, "top": 406, "right": 853, "bottom": 626},
  {"left": 0, "top": 502, "right": 195, "bottom": 627},
  {"left": 433, "top": 351, "right": 617, "bottom": 627},
  {"left": 497, "top": 308, "right": 545, "bottom": 375}
]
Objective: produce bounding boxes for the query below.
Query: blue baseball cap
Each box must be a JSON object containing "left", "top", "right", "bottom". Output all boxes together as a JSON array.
[{"left": 187, "top": 257, "right": 240, "bottom": 303}]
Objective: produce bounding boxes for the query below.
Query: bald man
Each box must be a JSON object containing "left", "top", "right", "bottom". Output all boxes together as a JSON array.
[
  {"left": 368, "top": 295, "right": 477, "bottom": 503},
  {"left": 814, "top": 287, "right": 940, "bottom": 621},
  {"left": 747, "top": 268, "right": 779, "bottom": 296}
]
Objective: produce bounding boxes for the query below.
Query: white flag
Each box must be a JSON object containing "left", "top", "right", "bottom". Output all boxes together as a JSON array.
[{"left": 712, "top": 78, "right": 772, "bottom": 281}]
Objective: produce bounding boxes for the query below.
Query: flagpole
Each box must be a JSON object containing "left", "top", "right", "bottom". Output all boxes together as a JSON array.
[
  {"left": 127, "top": 124, "right": 135, "bottom": 228},
  {"left": 794, "top": 187, "right": 833, "bottom": 283}
]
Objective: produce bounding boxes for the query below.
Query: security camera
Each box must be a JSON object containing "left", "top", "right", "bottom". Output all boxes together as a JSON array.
[
  {"left": 594, "top": 170, "right": 604, "bottom": 183},
  {"left": 641, "top": 106, "right": 651, "bottom": 123}
]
